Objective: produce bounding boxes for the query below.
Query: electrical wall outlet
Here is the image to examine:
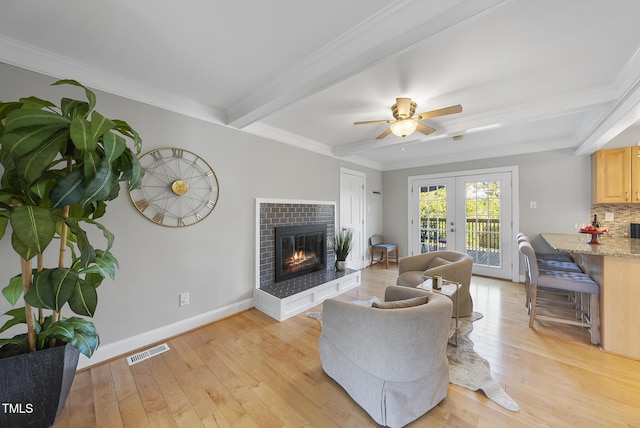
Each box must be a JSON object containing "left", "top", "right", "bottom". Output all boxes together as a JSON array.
[
  {"left": 179, "top": 292, "right": 190, "bottom": 306},
  {"left": 604, "top": 212, "right": 614, "bottom": 221}
]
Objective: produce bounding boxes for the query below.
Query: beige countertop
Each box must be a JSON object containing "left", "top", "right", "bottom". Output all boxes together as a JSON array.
[{"left": 541, "top": 233, "right": 640, "bottom": 258}]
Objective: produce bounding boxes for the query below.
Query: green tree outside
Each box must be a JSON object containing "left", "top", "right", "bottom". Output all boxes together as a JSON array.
[{"left": 420, "top": 181, "right": 501, "bottom": 256}]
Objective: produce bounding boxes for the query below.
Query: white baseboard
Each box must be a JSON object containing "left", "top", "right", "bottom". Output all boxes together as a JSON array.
[{"left": 77, "top": 298, "right": 254, "bottom": 370}]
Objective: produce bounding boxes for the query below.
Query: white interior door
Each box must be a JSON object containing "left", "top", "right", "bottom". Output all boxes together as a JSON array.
[
  {"left": 410, "top": 169, "right": 515, "bottom": 280},
  {"left": 340, "top": 168, "right": 365, "bottom": 269}
]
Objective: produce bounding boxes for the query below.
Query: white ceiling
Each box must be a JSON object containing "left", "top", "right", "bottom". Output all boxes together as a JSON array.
[{"left": 2, "top": 0, "right": 640, "bottom": 170}]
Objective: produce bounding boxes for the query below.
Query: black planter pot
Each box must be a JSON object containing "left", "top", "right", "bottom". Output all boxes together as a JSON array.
[{"left": 0, "top": 343, "right": 80, "bottom": 428}]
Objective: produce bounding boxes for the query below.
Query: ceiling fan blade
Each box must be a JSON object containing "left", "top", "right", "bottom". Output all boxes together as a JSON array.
[
  {"left": 375, "top": 128, "right": 392, "bottom": 139},
  {"left": 416, "top": 123, "right": 436, "bottom": 136},
  {"left": 354, "top": 119, "right": 393, "bottom": 125},
  {"left": 415, "top": 104, "right": 462, "bottom": 120}
]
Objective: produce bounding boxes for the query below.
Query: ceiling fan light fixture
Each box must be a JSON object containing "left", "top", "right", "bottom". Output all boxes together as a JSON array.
[
  {"left": 354, "top": 98, "right": 462, "bottom": 140},
  {"left": 390, "top": 119, "right": 418, "bottom": 137}
]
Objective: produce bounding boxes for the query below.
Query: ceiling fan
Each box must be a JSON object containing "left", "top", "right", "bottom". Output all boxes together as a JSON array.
[{"left": 354, "top": 97, "right": 462, "bottom": 139}]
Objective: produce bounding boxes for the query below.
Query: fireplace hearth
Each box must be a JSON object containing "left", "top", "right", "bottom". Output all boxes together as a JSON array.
[{"left": 275, "top": 224, "right": 327, "bottom": 282}]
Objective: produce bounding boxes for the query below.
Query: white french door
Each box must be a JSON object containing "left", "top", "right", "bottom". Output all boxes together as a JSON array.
[{"left": 410, "top": 169, "right": 515, "bottom": 280}]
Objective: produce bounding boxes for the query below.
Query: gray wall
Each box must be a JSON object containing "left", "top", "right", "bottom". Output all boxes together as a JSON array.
[
  {"left": 0, "top": 64, "right": 383, "bottom": 351},
  {"left": 382, "top": 149, "right": 593, "bottom": 260}
]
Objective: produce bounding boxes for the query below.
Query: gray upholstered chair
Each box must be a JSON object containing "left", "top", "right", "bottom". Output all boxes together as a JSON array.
[
  {"left": 319, "top": 286, "right": 453, "bottom": 428},
  {"left": 396, "top": 250, "right": 474, "bottom": 316}
]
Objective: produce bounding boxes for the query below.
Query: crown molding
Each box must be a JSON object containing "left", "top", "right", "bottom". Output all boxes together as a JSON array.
[
  {"left": 381, "top": 137, "right": 576, "bottom": 171},
  {"left": 242, "top": 122, "right": 334, "bottom": 156},
  {"left": 244, "top": 122, "right": 383, "bottom": 170},
  {"left": 0, "top": 35, "right": 227, "bottom": 125}
]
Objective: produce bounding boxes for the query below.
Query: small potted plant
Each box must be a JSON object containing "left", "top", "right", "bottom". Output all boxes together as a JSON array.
[
  {"left": 0, "top": 80, "right": 143, "bottom": 427},
  {"left": 334, "top": 228, "right": 353, "bottom": 271}
]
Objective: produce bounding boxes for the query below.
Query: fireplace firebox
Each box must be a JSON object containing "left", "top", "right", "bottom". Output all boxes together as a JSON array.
[{"left": 275, "top": 224, "right": 327, "bottom": 282}]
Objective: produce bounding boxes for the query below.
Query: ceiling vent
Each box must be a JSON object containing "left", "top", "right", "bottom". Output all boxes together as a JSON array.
[{"left": 126, "top": 343, "right": 170, "bottom": 366}]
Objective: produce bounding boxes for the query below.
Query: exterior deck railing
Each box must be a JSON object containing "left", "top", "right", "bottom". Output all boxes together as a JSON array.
[{"left": 420, "top": 218, "right": 501, "bottom": 252}]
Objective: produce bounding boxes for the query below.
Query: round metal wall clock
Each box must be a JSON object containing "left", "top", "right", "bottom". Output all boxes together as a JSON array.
[{"left": 129, "top": 147, "right": 219, "bottom": 227}]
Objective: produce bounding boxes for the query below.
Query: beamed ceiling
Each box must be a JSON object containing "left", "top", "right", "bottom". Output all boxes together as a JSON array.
[{"left": 2, "top": 0, "right": 640, "bottom": 170}]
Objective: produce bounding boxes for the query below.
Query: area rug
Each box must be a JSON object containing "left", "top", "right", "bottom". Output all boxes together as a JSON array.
[
  {"left": 306, "top": 300, "right": 519, "bottom": 412},
  {"left": 448, "top": 312, "right": 519, "bottom": 411}
]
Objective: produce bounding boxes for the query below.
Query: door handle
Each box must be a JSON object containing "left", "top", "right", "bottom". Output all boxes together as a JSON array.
[{"left": 450, "top": 228, "right": 455, "bottom": 232}]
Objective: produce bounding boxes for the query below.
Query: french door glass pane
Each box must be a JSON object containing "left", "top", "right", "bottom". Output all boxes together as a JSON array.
[
  {"left": 465, "top": 181, "right": 501, "bottom": 267},
  {"left": 419, "top": 185, "right": 448, "bottom": 253}
]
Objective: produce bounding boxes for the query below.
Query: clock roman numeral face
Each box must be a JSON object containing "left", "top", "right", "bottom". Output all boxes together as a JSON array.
[
  {"left": 129, "top": 148, "right": 220, "bottom": 227},
  {"left": 135, "top": 199, "right": 150, "bottom": 211}
]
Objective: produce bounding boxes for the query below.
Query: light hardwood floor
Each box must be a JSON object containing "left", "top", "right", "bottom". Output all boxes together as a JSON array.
[{"left": 53, "top": 267, "right": 640, "bottom": 427}]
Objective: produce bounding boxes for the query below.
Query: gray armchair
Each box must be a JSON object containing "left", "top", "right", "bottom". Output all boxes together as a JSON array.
[
  {"left": 396, "top": 250, "right": 474, "bottom": 316},
  {"left": 319, "top": 286, "right": 453, "bottom": 428}
]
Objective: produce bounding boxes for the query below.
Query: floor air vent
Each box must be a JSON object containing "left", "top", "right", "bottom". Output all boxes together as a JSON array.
[{"left": 126, "top": 343, "right": 170, "bottom": 366}]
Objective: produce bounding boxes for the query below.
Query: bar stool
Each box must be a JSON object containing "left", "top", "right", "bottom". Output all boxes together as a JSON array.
[
  {"left": 517, "top": 233, "right": 573, "bottom": 262},
  {"left": 517, "top": 234, "right": 582, "bottom": 272},
  {"left": 519, "top": 241, "right": 600, "bottom": 345},
  {"left": 517, "top": 234, "right": 582, "bottom": 309}
]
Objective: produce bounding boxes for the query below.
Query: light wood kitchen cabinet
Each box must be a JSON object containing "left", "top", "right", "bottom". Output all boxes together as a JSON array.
[{"left": 592, "top": 146, "right": 640, "bottom": 203}]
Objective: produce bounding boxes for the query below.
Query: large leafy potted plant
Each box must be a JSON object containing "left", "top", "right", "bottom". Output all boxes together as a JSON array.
[
  {"left": 334, "top": 228, "right": 353, "bottom": 271},
  {"left": 0, "top": 80, "right": 143, "bottom": 427}
]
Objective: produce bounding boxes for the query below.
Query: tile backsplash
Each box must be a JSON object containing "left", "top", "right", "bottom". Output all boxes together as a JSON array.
[{"left": 592, "top": 204, "right": 640, "bottom": 237}]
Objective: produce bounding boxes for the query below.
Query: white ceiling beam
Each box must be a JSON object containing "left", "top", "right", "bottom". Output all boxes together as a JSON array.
[
  {"left": 226, "top": 0, "right": 509, "bottom": 129},
  {"left": 575, "top": 52, "right": 640, "bottom": 155}
]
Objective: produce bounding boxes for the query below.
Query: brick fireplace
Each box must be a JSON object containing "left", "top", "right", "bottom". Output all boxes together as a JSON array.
[
  {"left": 254, "top": 198, "right": 360, "bottom": 321},
  {"left": 257, "top": 200, "right": 335, "bottom": 288}
]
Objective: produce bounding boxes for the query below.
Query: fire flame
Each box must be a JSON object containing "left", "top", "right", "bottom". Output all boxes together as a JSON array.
[
  {"left": 289, "top": 250, "right": 316, "bottom": 264},
  {"left": 293, "top": 251, "right": 306, "bottom": 261}
]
